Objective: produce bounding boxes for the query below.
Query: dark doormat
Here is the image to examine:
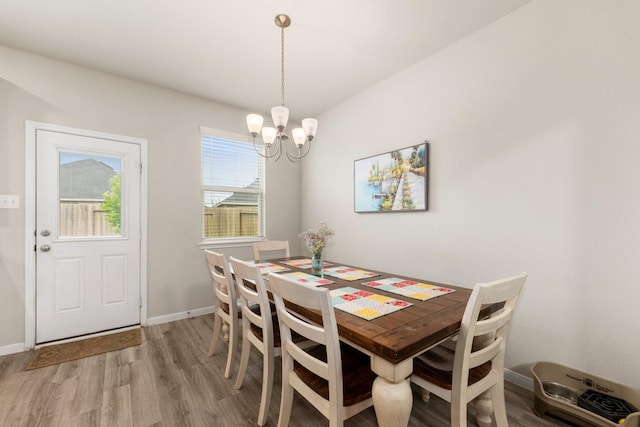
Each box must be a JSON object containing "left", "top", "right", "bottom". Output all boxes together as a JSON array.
[{"left": 25, "top": 328, "right": 142, "bottom": 370}]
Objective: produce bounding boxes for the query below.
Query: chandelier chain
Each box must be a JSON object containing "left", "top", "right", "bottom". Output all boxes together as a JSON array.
[{"left": 280, "top": 24, "right": 285, "bottom": 107}]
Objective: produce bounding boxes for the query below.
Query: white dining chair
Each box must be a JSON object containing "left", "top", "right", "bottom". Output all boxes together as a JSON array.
[
  {"left": 252, "top": 240, "right": 290, "bottom": 262},
  {"left": 204, "top": 250, "right": 239, "bottom": 379},
  {"left": 411, "top": 273, "right": 527, "bottom": 427},
  {"left": 268, "top": 272, "right": 376, "bottom": 427},
  {"left": 230, "top": 256, "right": 282, "bottom": 426}
]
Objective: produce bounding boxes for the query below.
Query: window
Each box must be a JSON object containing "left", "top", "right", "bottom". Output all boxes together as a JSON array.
[
  {"left": 59, "top": 151, "right": 122, "bottom": 237},
  {"left": 201, "top": 127, "right": 265, "bottom": 243}
]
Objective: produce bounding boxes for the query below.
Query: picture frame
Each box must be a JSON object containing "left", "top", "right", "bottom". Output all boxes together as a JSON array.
[{"left": 354, "top": 142, "right": 429, "bottom": 213}]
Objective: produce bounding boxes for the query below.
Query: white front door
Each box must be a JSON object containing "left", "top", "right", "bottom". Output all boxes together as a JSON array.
[{"left": 36, "top": 129, "right": 142, "bottom": 343}]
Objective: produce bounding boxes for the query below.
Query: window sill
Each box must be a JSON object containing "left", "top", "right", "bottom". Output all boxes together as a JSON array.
[{"left": 198, "top": 237, "right": 266, "bottom": 250}]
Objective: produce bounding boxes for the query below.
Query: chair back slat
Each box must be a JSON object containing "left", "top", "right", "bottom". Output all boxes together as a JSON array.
[
  {"left": 468, "top": 336, "right": 503, "bottom": 368},
  {"left": 289, "top": 341, "right": 331, "bottom": 379},
  {"left": 474, "top": 307, "right": 512, "bottom": 337},
  {"left": 281, "top": 308, "right": 328, "bottom": 346}
]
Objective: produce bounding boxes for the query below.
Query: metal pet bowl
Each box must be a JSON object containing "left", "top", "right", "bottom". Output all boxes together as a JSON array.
[{"left": 542, "top": 381, "right": 580, "bottom": 405}]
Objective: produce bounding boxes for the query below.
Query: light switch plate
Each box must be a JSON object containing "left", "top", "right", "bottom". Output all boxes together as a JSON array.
[{"left": 0, "top": 194, "right": 20, "bottom": 209}]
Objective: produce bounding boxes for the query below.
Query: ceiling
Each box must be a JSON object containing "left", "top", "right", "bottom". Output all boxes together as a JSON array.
[{"left": 0, "top": 0, "right": 531, "bottom": 121}]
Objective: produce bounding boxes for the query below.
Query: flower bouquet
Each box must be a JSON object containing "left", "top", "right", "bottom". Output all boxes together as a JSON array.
[{"left": 298, "top": 222, "right": 334, "bottom": 276}]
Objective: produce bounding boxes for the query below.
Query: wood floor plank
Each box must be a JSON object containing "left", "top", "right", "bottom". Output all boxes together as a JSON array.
[
  {"left": 129, "top": 358, "right": 163, "bottom": 426},
  {"left": 0, "top": 315, "right": 574, "bottom": 426},
  {"left": 70, "top": 356, "right": 106, "bottom": 416},
  {"left": 71, "top": 408, "right": 100, "bottom": 427}
]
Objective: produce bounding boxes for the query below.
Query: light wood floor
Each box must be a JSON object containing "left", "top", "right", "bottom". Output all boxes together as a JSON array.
[{"left": 0, "top": 315, "right": 574, "bottom": 426}]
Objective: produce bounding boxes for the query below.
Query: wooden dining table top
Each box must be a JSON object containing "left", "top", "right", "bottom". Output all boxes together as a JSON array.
[{"left": 265, "top": 256, "right": 496, "bottom": 365}]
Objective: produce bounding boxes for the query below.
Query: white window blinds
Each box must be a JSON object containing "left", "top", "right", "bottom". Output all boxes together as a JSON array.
[{"left": 201, "top": 130, "right": 264, "bottom": 241}]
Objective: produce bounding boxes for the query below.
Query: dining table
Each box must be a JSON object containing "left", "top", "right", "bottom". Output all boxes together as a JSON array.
[{"left": 259, "top": 256, "right": 501, "bottom": 427}]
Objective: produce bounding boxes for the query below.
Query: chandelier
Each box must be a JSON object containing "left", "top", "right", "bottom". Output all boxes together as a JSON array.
[{"left": 246, "top": 14, "right": 318, "bottom": 162}]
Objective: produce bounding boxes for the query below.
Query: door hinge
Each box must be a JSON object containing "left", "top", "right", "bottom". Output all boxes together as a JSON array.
[
  {"left": 139, "top": 297, "right": 142, "bottom": 308},
  {"left": 138, "top": 162, "right": 143, "bottom": 174}
]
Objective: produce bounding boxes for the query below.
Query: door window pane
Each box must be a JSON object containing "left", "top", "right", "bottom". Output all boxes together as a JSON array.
[{"left": 59, "top": 151, "right": 122, "bottom": 237}]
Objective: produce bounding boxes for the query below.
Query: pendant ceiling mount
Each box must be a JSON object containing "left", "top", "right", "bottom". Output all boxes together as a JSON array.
[{"left": 275, "top": 14, "right": 290, "bottom": 28}]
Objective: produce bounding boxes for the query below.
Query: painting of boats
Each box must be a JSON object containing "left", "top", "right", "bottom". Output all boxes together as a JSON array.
[{"left": 354, "top": 142, "right": 428, "bottom": 213}]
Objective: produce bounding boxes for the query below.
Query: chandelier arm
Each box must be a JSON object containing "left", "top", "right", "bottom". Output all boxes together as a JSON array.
[
  {"left": 284, "top": 139, "right": 312, "bottom": 162},
  {"left": 252, "top": 137, "right": 281, "bottom": 159},
  {"left": 285, "top": 148, "right": 300, "bottom": 162},
  {"left": 269, "top": 144, "right": 283, "bottom": 162},
  {"left": 267, "top": 137, "right": 284, "bottom": 162}
]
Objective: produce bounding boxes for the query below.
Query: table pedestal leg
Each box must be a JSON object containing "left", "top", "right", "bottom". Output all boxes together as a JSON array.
[
  {"left": 372, "top": 377, "right": 412, "bottom": 427},
  {"left": 222, "top": 322, "right": 230, "bottom": 342},
  {"left": 474, "top": 390, "right": 494, "bottom": 427},
  {"left": 221, "top": 284, "right": 230, "bottom": 342},
  {"left": 371, "top": 357, "right": 413, "bottom": 427}
]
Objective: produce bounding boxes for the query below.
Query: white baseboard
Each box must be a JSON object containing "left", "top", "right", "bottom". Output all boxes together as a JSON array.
[
  {"left": 505, "top": 367, "right": 534, "bottom": 391},
  {"left": 0, "top": 342, "right": 26, "bottom": 356},
  {"left": 145, "top": 306, "right": 214, "bottom": 326}
]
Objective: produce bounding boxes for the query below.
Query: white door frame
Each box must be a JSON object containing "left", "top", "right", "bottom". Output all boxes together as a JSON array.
[{"left": 24, "top": 121, "right": 148, "bottom": 350}]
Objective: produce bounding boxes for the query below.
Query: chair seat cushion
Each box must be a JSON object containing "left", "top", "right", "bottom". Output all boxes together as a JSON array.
[
  {"left": 413, "top": 345, "right": 492, "bottom": 391},
  {"left": 293, "top": 342, "right": 376, "bottom": 407}
]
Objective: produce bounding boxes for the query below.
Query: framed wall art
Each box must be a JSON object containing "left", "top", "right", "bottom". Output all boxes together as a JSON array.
[{"left": 354, "top": 142, "right": 428, "bottom": 213}]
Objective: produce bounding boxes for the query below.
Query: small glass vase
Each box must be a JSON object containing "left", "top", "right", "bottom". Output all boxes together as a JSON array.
[{"left": 311, "top": 252, "right": 324, "bottom": 277}]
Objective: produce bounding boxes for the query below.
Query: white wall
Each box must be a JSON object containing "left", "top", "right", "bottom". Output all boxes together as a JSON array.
[
  {"left": 0, "top": 46, "right": 301, "bottom": 348},
  {"left": 303, "top": 0, "right": 640, "bottom": 386}
]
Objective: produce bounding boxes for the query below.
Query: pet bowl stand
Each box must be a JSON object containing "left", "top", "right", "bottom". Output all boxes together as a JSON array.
[{"left": 531, "top": 361, "right": 640, "bottom": 427}]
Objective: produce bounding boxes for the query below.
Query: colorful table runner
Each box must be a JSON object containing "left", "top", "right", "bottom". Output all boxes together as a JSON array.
[
  {"left": 253, "top": 262, "right": 290, "bottom": 276},
  {"left": 361, "top": 277, "right": 455, "bottom": 301},
  {"left": 322, "top": 266, "right": 380, "bottom": 281},
  {"left": 330, "top": 287, "right": 412, "bottom": 320},
  {"left": 279, "top": 271, "right": 335, "bottom": 287},
  {"left": 280, "top": 258, "right": 334, "bottom": 269}
]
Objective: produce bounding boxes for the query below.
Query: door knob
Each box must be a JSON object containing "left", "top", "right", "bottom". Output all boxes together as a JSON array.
[
  {"left": 40, "top": 229, "right": 51, "bottom": 237},
  {"left": 40, "top": 244, "right": 51, "bottom": 252}
]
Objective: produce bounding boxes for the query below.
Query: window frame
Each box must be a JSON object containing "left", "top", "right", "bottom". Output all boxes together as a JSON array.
[{"left": 199, "top": 126, "right": 266, "bottom": 248}]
